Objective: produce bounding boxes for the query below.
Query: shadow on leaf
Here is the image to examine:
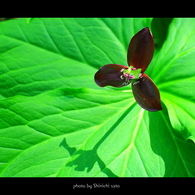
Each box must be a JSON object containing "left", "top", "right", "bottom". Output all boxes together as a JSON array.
[
  {"left": 60, "top": 104, "right": 135, "bottom": 177},
  {"left": 148, "top": 102, "right": 195, "bottom": 176}
]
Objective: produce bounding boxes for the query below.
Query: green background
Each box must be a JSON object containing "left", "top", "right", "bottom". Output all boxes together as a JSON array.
[{"left": 0, "top": 18, "right": 195, "bottom": 177}]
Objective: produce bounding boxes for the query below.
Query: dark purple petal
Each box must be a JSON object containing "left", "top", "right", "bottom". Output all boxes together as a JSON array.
[
  {"left": 127, "top": 27, "right": 154, "bottom": 73},
  {"left": 132, "top": 73, "right": 162, "bottom": 111},
  {"left": 94, "top": 64, "right": 129, "bottom": 87}
]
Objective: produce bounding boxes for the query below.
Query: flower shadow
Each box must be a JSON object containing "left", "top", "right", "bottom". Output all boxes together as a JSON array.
[
  {"left": 148, "top": 101, "right": 195, "bottom": 176},
  {"left": 148, "top": 102, "right": 173, "bottom": 176},
  {"left": 60, "top": 105, "right": 135, "bottom": 177}
]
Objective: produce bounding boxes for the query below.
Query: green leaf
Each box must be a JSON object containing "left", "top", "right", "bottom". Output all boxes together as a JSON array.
[
  {"left": 25, "top": 18, "right": 33, "bottom": 24},
  {"left": 1, "top": 18, "right": 195, "bottom": 177},
  {"left": 148, "top": 18, "right": 195, "bottom": 142},
  {"left": 151, "top": 18, "right": 173, "bottom": 51}
]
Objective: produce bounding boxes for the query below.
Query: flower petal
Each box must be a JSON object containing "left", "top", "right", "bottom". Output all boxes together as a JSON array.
[
  {"left": 132, "top": 73, "right": 162, "bottom": 111},
  {"left": 127, "top": 27, "right": 154, "bottom": 72},
  {"left": 94, "top": 64, "right": 129, "bottom": 87}
]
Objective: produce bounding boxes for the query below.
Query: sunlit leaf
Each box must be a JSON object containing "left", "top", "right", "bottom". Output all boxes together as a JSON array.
[{"left": 0, "top": 18, "right": 195, "bottom": 177}]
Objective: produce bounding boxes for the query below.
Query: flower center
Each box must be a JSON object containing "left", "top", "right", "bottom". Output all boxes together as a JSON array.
[{"left": 120, "top": 66, "right": 142, "bottom": 86}]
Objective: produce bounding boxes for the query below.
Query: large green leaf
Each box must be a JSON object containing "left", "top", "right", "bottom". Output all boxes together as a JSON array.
[
  {"left": 148, "top": 18, "right": 195, "bottom": 141},
  {"left": 0, "top": 18, "right": 195, "bottom": 177}
]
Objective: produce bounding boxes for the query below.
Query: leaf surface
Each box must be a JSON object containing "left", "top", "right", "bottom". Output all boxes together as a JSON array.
[
  {"left": 148, "top": 18, "right": 195, "bottom": 142},
  {"left": 1, "top": 18, "right": 195, "bottom": 177}
]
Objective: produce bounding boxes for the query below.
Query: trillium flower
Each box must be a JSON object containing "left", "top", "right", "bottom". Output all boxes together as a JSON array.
[{"left": 94, "top": 27, "right": 162, "bottom": 112}]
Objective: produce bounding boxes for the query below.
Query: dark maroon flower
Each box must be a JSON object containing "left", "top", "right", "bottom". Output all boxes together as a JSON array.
[{"left": 94, "top": 27, "right": 162, "bottom": 112}]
